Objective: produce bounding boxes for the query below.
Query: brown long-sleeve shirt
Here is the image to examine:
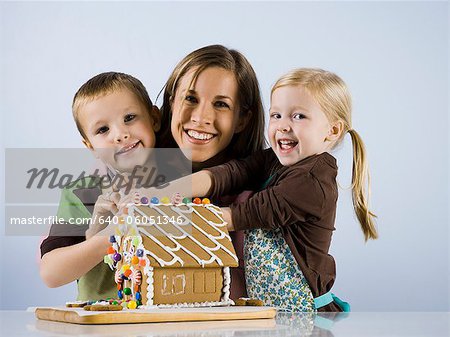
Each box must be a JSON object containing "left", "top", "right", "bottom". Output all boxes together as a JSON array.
[{"left": 208, "top": 149, "right": 341, "bottom": 311}]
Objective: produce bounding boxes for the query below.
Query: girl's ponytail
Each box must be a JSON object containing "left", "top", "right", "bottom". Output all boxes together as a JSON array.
[{"left": 348, "top": 129, "right": 378, "bottom": 241}]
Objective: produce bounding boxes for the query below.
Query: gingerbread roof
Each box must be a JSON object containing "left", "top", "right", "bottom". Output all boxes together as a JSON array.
[{"left": 126, "top": 203, "right": 239, "bottom": 269}]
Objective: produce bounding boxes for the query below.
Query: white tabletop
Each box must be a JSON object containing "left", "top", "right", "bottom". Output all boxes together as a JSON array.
[{"left": 0, "top": 311, "right": 449, "bottom": 336}]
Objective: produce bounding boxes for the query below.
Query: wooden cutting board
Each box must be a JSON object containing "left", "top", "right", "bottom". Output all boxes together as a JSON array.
[{"left": 35, "top": 306, "right": 277, "bottom": 325}]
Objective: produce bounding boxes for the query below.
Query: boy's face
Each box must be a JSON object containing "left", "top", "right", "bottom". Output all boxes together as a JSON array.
[
  {"left": 269, "top": 85, "right": 333, "bottom": 166},
  {"left": 78, "top": 87, "right": 160, "bottom": 172}
]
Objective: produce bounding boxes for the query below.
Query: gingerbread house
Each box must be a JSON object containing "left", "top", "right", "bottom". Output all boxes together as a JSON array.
[{"left": 104, "top": 199, "right": 238, "bottom": 308}]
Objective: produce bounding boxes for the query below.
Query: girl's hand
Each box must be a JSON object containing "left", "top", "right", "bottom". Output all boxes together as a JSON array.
[
  {"left": 221, "top": 207, "right": 234, "bottom": 232},
  {"left": 86, "top": 190, "right": 121, "bottom": 239}
]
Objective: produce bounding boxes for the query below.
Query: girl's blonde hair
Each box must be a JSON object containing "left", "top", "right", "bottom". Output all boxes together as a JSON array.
[
  {"left": 157, "top": 44, "right": 265, "bottom": 160},
  {"left": 272, "top": 68, "right": 378, "bottom": 241}
]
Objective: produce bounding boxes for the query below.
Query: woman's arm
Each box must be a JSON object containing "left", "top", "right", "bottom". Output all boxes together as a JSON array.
[{"left": 137, "top": 170, "right": 214, "bottom": 200}]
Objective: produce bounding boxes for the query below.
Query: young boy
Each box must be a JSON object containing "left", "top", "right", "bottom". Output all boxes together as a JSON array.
[{"left": 39, "top": 72, "right": 160, "bottom": 301}]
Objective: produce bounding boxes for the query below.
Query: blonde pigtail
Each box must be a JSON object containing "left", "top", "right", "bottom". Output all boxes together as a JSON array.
[{"left": 348, "top": 129, "right": 378, "bottom": 241}]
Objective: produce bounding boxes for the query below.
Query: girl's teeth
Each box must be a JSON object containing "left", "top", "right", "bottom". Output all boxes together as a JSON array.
[
  {"left": 187, "top": 130, "right": 214, "bottom": 140},
  {"left": 279, "top": 140, "right": 296, "bottom": 150}
]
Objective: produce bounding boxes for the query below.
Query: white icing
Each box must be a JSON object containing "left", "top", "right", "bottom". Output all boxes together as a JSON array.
[
  {"left": 138, "top": 227, "right": 185, "bottom": 267},
  {"left": 221, "top": 267, "right": 231, "bottom": 303},
  {"left": 140, "top": 299, "right": 234, "bottom": 309},
  {"left": 91, "top": 301, "right": 110, "bottom": 306},
  {"left": 138, "top": 207, "right": 208, "bottom": 266},
  {"left": 145, "top": 266, "right": 154, "bottom": 306},
  {"left": 131, "top": 203, "right": 238, "bottom": 267}
]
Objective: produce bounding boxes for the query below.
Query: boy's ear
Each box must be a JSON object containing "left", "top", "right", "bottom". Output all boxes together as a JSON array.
[
  {"left": 150, "top": 105, "right": 161, "bottom": 132},
  {"left": 235, "top": 110, "right": 253, "bottom": 134},
  {"left": 326, "top": 120, "right": 344, "bottom": 143}
]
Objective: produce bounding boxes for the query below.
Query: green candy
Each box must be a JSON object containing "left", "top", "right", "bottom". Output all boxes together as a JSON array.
[
  {"left": 123, "top": 287, "right": 132, "bottom": 295},
  {"left": 132, "top": 237, "right": 140, "bottom": 247},
  {"left": 182, "top": 197, "right": 191, "bottom": 204}
]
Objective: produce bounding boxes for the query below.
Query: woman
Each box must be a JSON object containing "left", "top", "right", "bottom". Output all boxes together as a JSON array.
[{"left": 156, "top": 44, "right": 266, "bottom": 299}]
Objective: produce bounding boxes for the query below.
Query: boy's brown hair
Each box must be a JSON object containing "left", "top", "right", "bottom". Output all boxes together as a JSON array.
[{"left": 72, "top": 72, "right": 154, "bottom": 140}]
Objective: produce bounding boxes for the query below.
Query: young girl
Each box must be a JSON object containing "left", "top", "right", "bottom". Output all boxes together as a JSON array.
[{"left": 145, "top": 68, "right": 378, "bottom": 312}]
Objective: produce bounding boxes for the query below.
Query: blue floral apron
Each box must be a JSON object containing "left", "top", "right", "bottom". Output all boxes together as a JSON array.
[{"left": 244, "top": 227, "right": 316, "bottom": 312}]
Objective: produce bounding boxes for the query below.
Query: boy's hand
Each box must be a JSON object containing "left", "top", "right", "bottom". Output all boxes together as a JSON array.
[{"left": 86, "top": 190, "right": 121, "bottom": 239}]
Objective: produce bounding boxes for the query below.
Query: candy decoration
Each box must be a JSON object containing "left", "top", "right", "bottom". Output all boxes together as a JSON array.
[
  {"left": 117, "top": 290, "right": 123, "bottom": 299},
  {"left": 150, "top": 197, "right": 159, "bottom": 204},
  {"left": 140, "top": 196, "right": 149, "bottom": 205},
  {"left": 182, "top": 197, "right": 191, "bottom": 204},
  {"left": 122, "top": 264, "right": 130, "bottom": 271},
  {"left": 127, "top": 300, "right": 137, "bottom": 309},
  {"left": 115, "top": 270, "right": 123, "bottom": 284},
  {"left": 132, "top": 237, "right": 140, "bottom": 247},
  {"left": 113, "top": 253, "right": 122, "bottom": 262},
  {"left": 134, "top": 285, "right": 140, "bottom": 292},
  {"left": 131, "top": 270, "right": 142, "bottom": 285},
  {"left": 202, "top": 198, "right": 210, "bottom": 205},
  {"left": 123, "top": 287, "right": 132, "bottom": 295},
  {"left": 112, "top": 301, "right": 119, "bottom": 305},
  {"left": 135, "top": 292, "right": 142, "bottom": 301},
  {"left": 171, "top": 192, "right": 182, "bottom": 205},
  {"left": 160, "top": 196, "right": 170, "bottom": 204},
  {"left": 124, "top": 269, "right": 132, "bottom": 278},
  {"left": 193, "top": 197, "right": 202, "bottom": 204},
  {"left": 139, "top": 259, "right": 146, "bottom": 267},
  {"left": 107, "top": 246, "right": 115, "bottom": 255},
  {"left": 131, "top": 256, "right": 139, "bottom": 265},
  {"left": 103, "top": 255, "right": 113, "bottom": 264},
  {"left": 136, "top": 249, "right": 144, "bottom": 257},
  {"left": 117, "top": 284, "right": 122, "bottom": 290},
  {"left": 109, "top": 235, "right": 116, "bottom": 243},
  {"left": 134, "top": 192, "right": 140, "bottom": 204}
]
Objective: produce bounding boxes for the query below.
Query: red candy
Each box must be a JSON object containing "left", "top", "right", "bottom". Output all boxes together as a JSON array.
[
  {"left": 107, "top": 246, "right": 115, "bottom": 254},
  {"left": 139, "top": 259, "right": 146, "bottom": 267},
  {"left": 124, "top": 269, "right": 132, "bottom": 277},
  {"left": 193, "top": 198, "right": 202, "bottom": 204}
]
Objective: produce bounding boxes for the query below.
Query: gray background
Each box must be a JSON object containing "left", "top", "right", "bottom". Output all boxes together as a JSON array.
[{"left": 1, "top": 1, "right": 448, "bottom": 311}]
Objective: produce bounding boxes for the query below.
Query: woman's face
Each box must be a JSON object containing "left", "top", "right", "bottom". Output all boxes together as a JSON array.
[{"left": 171, "top": 67, "right": 244, "bottom": 162}]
